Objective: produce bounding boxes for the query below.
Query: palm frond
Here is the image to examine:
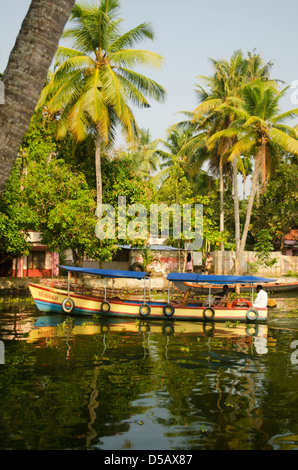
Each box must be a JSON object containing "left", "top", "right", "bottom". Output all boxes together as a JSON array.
[
  {"left": 110, "top": 23, "right": 155, "bottom": 51},
  {"left": 111, "top": 49, "right": 164, "bottom": 68},
  {"left": 269, "top": 128, "right": 298, "bottom": 154}
]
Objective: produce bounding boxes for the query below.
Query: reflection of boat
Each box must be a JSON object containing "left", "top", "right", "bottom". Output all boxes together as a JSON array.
[
  {"left": 27, "top": 315, "right": 268, "bottom": 343},
  {"left": 175, "top": 280, "right": 298, "bottom": 294},
  {"left": 28, "top": 266, "right": 276, "bottom": 323}
]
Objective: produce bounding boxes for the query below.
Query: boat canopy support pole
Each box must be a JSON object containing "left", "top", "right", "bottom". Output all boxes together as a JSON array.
[
  {"left": 144, "top": 278, "right": 146, "bottom": 304},
  {"left": 104, "top": 278, "right": 107, "bottom": 302},
  {"left": 168, "top": 281, "right": 170, "bottom": 304},
  {"left": 208, "top": 284, "right": 211, "bottom": 306},
  {"left": 68, "top": 271, "right": 71, "bottom": 298}
]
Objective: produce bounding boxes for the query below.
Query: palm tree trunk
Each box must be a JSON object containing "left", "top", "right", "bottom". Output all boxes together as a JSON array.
[
  {"left": 0, "top": 0, "right": 75, "bottom": 197},
  {"left": 95, "top": 128, "right": 103, "bottom": 207},
  {"left": 219, "top": 156, "right": 225, "bottom": 274},
  {"left": 238, "top": 153, "right": 261, "bottom": 263},
  {"left": 232, "top": 158, "right": 241, "bottom": 275}
]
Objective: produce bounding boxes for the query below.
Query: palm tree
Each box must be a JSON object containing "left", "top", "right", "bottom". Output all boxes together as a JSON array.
[
  {"left": 130, "top": 129, "right": 161, "bottom": 180},
  {"left": 38, "top": 0, "right": 166, "bottom": 206},
  {"left": 0, "top": 0, "right": 75, "bottom": 198},
  {"left": 192, "top": 50, "right": 273, "bottom": 273},
  {"left": 151, "top": 125, "right": 211, "bottom": 191},
  {"left": 209, "top": 79, "right": 298, "bottom": 272}
]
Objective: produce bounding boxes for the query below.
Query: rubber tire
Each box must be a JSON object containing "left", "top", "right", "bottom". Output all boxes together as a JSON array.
[
  {"left": 163, "top": 324, "right": 174, "bottom": 336},
  {"left": 246, "top": 308, "right": 259, "bottom": 321},
  {"left": 163, "top": 304, "right": 175, "bottom": 317},
  {"left": 203, "top": 307, "right": 215, "bottom": 321},
  {"left": 139, "top": 303, "right": 151, "bottom": 316},
  {"left": 62, "top": 298, "right": 75, "bottom": 314},
  {"left": 101, "top": 301, "right": 111, "bottom": 313}
]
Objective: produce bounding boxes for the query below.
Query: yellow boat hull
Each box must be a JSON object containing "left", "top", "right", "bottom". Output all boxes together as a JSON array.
[{"left": 29, "top": 283, "right": 268, "bottom": 323}]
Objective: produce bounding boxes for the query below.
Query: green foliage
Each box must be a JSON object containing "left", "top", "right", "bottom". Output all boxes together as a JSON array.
[
  {"left": 253, "top": 229, "right": 278, "bottom": 270},
  {"left": 0, "top": 109, "right": 158, "bottom": 266},
  {"left": 251, "top": 158, "right": 298, "bottom": 248},
  {"left": 0, "top": 162, "right": 36, "bottom": 264},
  {"left": 157, "top": 160, "right": 226, "bottom": 251}
]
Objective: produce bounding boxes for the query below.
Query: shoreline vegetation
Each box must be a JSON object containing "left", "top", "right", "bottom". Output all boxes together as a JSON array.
[{"left": 0, "top": 274, "right": 297, "bottom": 296}]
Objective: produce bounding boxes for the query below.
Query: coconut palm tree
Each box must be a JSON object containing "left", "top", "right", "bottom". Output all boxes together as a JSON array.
[
  {"left": 151, "top": 125, "right": 212, "bottom": 191},
  {"left": 131, "top": 129, "right": 161, "bottom": 180},
  {"left": 38, "top": 0, "right": 166, "bottom": 206},
  {"left": 0, "top": 0, "right": 75, "bottom": 197},
  {"left": 191, "top": 50, "right": 274, "bottom": 273},
  {"left": 208, "top": 79, "right": 298, "bottom": 272}
]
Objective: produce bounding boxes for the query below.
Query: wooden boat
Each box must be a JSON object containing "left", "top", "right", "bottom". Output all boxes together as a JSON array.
[{"left": 28, "top": 266, "right": 276, "bottom": 323}]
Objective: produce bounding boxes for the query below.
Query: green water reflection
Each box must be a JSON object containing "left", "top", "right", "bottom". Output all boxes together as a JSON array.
[{"left": 0, "top": 294, "right": 297, "bottom": 450}]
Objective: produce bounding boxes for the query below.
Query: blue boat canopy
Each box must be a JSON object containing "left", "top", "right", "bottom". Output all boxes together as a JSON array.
[
  {"left": 167, "top": 273, "right": 276, "bottom": 284},
  {"left": 58, "top": 265, "right": 147, "bottom": 280}
]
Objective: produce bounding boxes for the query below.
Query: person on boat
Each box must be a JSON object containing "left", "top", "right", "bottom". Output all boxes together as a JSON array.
[
  {"left": 253, "top": 285, "right": 268, "bottom": 309},
  {"left": 214, "top": 285, "right": 230, "bottom": 306},
  {"left": 186, "top": 252, "right": 193, "bottom": 272},
  {"left": 204, "top": 253, "right": 213, "bottom": 274},
  {"left": 219, "top": 285, "right": 229, "bottom": 298}
]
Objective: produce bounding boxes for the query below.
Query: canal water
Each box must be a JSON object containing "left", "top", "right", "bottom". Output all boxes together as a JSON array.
[{"left": 0, "top": 293, "right": 297, "bottom": 451}]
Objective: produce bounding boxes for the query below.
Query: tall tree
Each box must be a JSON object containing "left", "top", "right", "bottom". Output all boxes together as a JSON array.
[
  {"left": 192, "top": 50, "right": 273, "bottom": 273},
  {"left": 0, "top": 0, "right": 75, "bottom": 197},
  {"left": 123, "top": 129, "right": 161, "bottom": 180},
  {"left": 209, "top": 79, "right": 298, "bottom": 272},
  {"left": 39, "top": 0, "right": 166, "bottom": 206}
]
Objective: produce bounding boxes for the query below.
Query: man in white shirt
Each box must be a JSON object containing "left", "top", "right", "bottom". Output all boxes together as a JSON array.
[{"left": 253, "top": 285, "right": 268, "bottom": 309}]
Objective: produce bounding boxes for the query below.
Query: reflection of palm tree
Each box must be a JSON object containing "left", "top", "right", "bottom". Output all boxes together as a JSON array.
[{"left": 38, "top": 0, "right": 166, "bottom": 205}]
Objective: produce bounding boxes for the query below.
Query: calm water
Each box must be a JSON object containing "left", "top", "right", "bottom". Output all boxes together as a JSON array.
[{"left": 0, "top": 293, "right": 298, "bottom": 451}]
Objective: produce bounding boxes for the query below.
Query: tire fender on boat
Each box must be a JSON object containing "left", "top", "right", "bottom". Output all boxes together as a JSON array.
[
  {"left": 139, "top": 303, "right": 151, "bottom": 316},
  {"left": 163, "top": 304, "right": 175, "bottom": 317},
  {"left": 62, "top": 298, "right": 75, "bottom": 314},
  {"left": 203, "top": 307, "right": 215, "bottom": 321},
  {"left": 246, "top": 308, "right": 259, "bottom": 321},
  {"left": 101, "top": 301, "right": 111, "bottom": 313}
]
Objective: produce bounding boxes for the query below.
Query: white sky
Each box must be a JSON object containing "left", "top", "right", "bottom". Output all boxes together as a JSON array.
[{"left": 1, "top": 0, "right": 297, "bottom": 145}]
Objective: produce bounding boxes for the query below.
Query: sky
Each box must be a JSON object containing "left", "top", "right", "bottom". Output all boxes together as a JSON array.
[{"left": 1, "top": 0, "right": 298, "bottom": 145}]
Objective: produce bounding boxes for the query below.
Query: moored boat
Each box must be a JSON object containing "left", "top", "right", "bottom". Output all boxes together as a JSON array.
[
  {"left": 28, "top": 266, "right": 277, "bottom": 323},
  {"left": 175, "top": 280, "right": 298, "bottom": 294}
]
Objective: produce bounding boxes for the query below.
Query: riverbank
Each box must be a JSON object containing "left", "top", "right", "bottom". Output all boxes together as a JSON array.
[{"left": 0, "top": 274, "right": 297, "bottom": 296}]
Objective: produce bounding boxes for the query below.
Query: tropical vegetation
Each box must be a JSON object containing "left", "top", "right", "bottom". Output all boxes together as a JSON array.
[
  {"left": 37, "top": 0, "right": 166, "bottom": 206},
  {"left": 0, "top": 0, "right": 297, "bottom": 275}
]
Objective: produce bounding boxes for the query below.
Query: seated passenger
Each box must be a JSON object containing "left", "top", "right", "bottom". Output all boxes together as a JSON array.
[
  {"left": 214, "top": 285, "right": 230, "bottom": 306},
  {"left": 253, "top": 285, "right": 268, "bottom": 309}
]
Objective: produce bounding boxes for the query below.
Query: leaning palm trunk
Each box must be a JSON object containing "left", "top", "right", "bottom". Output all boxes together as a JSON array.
[
  {"left": 232, "top": 158, "right": 241, "bottom": 274},
  {"left": 0, "top": 0, "right": 75, "bottom": 197},
  {"left": 95, "top": 129, "right": 103, "bottom": 207},
  {"left": 219, "top": 157, "right": 225, "bottom": 274},
  {"left": 237, "top": 150, "right": 262, "bottom": 269}
]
